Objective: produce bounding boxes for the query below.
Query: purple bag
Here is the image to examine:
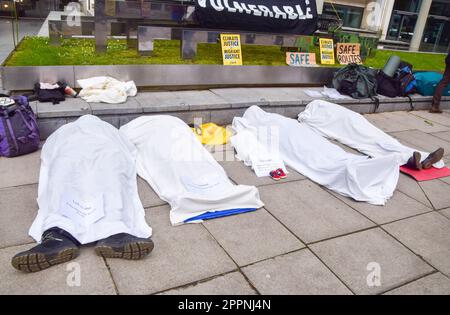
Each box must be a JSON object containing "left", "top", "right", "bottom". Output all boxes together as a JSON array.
[{"left": 0, "top": 95, "right": 40, "bottom": 157}]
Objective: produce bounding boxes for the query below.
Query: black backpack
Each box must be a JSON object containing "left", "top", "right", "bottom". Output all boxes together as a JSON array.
[
  {"left": 332, "top": 63, "right": 378, "bottom": 99},
  {"left": 376, "top": 61, "right": 417, "bottom": 98},
  {"left": 376, "top": 71, "right": 400, "bottom": 98},
  {"left": 34, "top": 82, "right": 66, "bottom": 104}
]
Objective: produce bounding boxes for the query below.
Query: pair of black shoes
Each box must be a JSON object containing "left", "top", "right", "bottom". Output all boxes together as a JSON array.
[
  {"left": 405, "top": 148, "right": 445, "bottom": 170},
  {"left": 11, "top": 228, "right": 154, "bottom": 273}
]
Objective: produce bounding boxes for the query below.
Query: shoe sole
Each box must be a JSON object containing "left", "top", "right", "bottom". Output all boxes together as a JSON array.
[
  {"left": 11, "top": 247, "right": 79, "bottom": 273},
  {"left": 422, "top": 148, "right": 444, "bottom": 169},
  {"left": 95, "top": 241, "right": 154, "bottom": 260}
]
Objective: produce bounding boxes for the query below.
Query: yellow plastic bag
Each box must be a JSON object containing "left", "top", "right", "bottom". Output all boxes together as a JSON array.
[{"left": 192, "top": 123, "right": 232, "bottom": 145}]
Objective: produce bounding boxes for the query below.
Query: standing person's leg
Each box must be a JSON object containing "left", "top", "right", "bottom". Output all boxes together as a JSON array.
[{"left": 431, "top": 64, "right": 450, "bottom": 113}]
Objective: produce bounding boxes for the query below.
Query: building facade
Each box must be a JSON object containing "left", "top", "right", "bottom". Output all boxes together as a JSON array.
[
  {"left": 318, "top": 0, "right": 450, "bottom": 52},
  {"left": 1, "top": 0, "right": 450, "bottom": 53}
]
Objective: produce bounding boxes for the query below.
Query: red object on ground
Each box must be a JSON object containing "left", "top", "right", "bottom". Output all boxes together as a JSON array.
[
  {"left": 400, "top": 165, "right": 450, "bottom": 182},
  {"left": 277, "top": 168, "right": 287, "bottom": 179},
  {"left": 269, "top": 170, "right": 281, "bottom": 181}
]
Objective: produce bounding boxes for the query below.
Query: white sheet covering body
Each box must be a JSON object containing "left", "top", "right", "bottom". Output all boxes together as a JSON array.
[
  {"left": 29, "top": 115, "right": 152, "bottom": 244},
  {"left": 298, "top": 100, "right": 445, "bottom": 168},
  {"left": 77, "top": 76, "right": 137, "bottom": 104},
  {"left": 230, "top": 121, "right": 287, "bottom": 177},
  {"left": 235, "top": 106, "right": 400, "bottom": 205},
  {"left": 120, "top": 115, "right": 264, "bottom": 225}
]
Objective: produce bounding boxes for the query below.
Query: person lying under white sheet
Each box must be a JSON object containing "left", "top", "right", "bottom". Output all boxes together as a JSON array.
[
  {"left": 12, "top": 115, "right": 154, "bottom": 273},
  {"left": 120, "top": 115, "right": 264, "bottom": 225},
  {"left": 232, "top": 105, "right": 400, "bottom": 206},
  {"left": 298, "top": 100, "right": 445, "bottom": 170}
]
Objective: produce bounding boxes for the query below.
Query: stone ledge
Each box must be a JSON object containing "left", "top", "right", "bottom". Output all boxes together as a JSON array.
[{"left": 32, "top": 89, "right": 450, "bottom": 140}]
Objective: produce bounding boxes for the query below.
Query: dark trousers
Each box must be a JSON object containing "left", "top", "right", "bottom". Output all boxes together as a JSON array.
[{"left": 432, "top": 64, "right": 450, "bottom": 107}]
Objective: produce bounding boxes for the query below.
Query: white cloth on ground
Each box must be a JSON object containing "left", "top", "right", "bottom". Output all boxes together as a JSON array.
[
  {"left": 77, "top": 76, "right": 137, "bottom": 104},
  {"left": 298, "top": 100, "right": 445, "bottom": 168},
  {"left": 29, "top": 115, "right": 152, "bottom": 244},
  {"left": 120, "top": 115, "right": 264, "bottom": 225},
  {"left": 230, "top": 119, "right": 287, "bottom": 177},
  {"left": 236, "top": 106, "right": 400, "bottom": 205}
]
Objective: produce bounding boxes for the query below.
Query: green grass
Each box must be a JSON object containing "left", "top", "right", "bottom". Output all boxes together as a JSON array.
[{"left": 4, "top": 36, "right": 447, "bottom": 72}]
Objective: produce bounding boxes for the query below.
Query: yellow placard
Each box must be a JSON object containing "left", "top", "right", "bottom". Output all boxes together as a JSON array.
[
  {"left": 336, "top": 43, "right": 362, "bottom": 64},
  {"left": 319, "top": 38, "right": 335, "bottom": 65},
  {"left": 220, "top": 34, "right": 243, "bottom": 66}
]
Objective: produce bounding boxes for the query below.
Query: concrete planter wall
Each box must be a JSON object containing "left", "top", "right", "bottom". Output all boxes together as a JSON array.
[{"left": 0, "top": 64, "right": 336, "bottom": 91}]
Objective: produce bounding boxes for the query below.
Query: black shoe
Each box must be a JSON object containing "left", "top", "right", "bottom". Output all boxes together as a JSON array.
[
  {"left": 405, "top": 151, "right": 422, "bottom": 170},
  {"left": 11, "top": 228, "right": 79, "bottom": 273},
  {"left": 422, "top": 148, "right": 445, "bottom": 169},
  {"left": 95, "top": 233, "right": 154, "bottom": 260}
]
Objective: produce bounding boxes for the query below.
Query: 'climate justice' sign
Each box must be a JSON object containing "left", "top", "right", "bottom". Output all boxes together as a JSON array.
[{"left": 221, "top": 34, "right": 243, "bottom": 66}]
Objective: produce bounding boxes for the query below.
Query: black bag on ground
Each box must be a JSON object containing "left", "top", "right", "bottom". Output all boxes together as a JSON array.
[
  {"left": 376, "top": 70, "right": 400, "bottom": 97},
  {"left": 376, "top": 61, "right": 417, "bottom": 97},
  {"left": 332, "top": 63, "right": 378, "bottom": 99},
  {"left": 34, "top": 82, "right": 66, "bottom": 104}
]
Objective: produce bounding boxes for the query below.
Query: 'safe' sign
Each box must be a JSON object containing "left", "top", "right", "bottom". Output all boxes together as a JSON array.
[
  {"left": 337, "top": 43, "right": 362, "bottom": 65},
  {"left": 286, "top": 52, "right": 316, "bottom": 66}
]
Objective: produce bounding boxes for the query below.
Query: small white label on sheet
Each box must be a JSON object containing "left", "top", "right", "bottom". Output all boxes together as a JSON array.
[
  {"left": 60, "top": 192, "right": 105, "bottom": 226},
  {"left": 252, "top": 157, "right": 285, "bottom": 177}
]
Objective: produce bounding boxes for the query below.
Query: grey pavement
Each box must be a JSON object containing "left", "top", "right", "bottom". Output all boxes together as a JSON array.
[{"left": 0, "top": 110, "right": 450, "bottom": 295}]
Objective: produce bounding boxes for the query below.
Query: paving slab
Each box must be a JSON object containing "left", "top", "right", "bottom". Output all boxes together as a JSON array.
[
  {"left": 219, "top": 161, "right": 305, "bottom": 186},
  {"left": 241, "top": 249, "right": 352, "bottom": 295},
  {"left": 210, "top": 88, "right": 271, "bottom": 108},
  {"left": 203, "top": 209, "right": 304, "bottom": 266},
  {"left": 385, "top": 111, "right": 450, "bottom": 133},
  {"left": 0, "top": 147, "right": 41, "bottom": 188},
  {"left": 106, "top": 205, "right": 236, "bottom": 295},
  {"left": 364, "top": 112, "right": 415, "bottom": 133},
  {"left": 259, "top": 180, "right": 374, "bottom": 244},
  {"left": 172, "top": 90, "right": 232, "bottom": 110},
  {"left": 0, "top": 245, "right": 116, "bottom": 295},
  {"left": 383, "top": 212, "right": 450, "bottom": 276},
  {"left": 390, "top": 130, "right": 450, "bottom": 154},
  {"left": 35, "top": 98, "right": 91, "bottom": 118},
  {"left": 332, "top": 190, "right": 431, "bottom": 225},
  {"left": 159, "top": 271, "right": 256, "bottom": 295},
  {"left": 431, "top": 130, "right": 450, "bottom": 142},
  {"left": 137, "top": 176, "right": 167, "bottom": 208},
  {"left": 440, "top": 208, "right": 450, "bottom": 219},
  {"left": 0, "top": 185, "right": 37, "bottom": 248},
  {"left": 396, "top": 174, "right": 433, "bottom": 208},
  {"left": 135, "top": 92, "right": 189, "bottom": 112},
  {"left": 310, "top": 228, "right": 434, "bottom": 295},
  {"left": 384, "top": 273, "right": 450, "bottom": 295},
  {"left": 410, "top": 110, "right": 450, "bottom": 127},
  {"left": 419, "top": 179, "right": 450, "bottom": 210},
  {"left": 89, "top": 97, "right": 143, "bottom": 115}
]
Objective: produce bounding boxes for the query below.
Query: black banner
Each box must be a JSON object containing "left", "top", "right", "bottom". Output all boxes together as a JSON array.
[{"left": 193, "top": 0, "right": 318, "bottom": 35}]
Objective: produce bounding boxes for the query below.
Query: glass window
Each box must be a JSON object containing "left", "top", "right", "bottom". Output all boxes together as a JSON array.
[
  {"left": 323, "top": 3, "right": 364, "bottom": 29},
  {"left": 429, "top": 0, "right": 450, "bottom": 17},
  {"left": 393, "top": 0, "right": 422, "bottom": 13}
]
